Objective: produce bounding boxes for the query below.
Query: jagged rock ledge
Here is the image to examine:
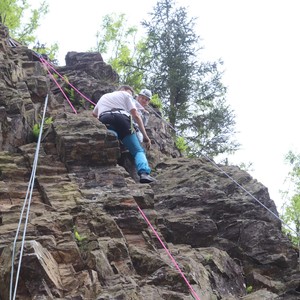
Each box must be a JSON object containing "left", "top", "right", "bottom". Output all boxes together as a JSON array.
[{"left": 0, "top": 22, "right": 299, "bottom": 299}]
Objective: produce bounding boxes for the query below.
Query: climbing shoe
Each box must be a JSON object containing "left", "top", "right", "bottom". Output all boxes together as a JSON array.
[{"left": 140, "top": 173, "right": 156, "bottom": 184}]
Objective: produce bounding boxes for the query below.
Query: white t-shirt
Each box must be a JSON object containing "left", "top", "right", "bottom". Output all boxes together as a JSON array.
[{"left": 93, "top": 91, "right": 137, "bottom": 118}]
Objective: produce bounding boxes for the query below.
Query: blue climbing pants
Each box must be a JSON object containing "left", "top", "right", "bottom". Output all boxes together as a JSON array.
[
  {"left": 122, "top": 134, "right": 151, "bottom": 175},
  {"left": 99, "top": 113, "right": 151, "bottom": 175}
]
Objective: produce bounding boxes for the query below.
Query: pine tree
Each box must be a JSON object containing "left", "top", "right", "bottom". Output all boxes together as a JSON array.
[{"left": 142, "top": 0, "right": 239, "bottom": 156}]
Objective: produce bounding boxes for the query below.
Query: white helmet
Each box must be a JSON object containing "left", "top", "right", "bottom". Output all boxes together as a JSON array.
[{"left": 139, "top": 89, "right": 152, "bottom": 100}]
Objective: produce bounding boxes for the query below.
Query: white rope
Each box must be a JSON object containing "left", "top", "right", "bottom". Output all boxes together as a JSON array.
[
  {"left": 204, "top": 155, "right": 298, "bottom": 235},
  {"left": 204, "top": 155, "right": 300, "bottom": 263},
  {"left": 147, "top": 103, "right": 300, "bottom": 237},
  {"left": 147, "top": 105, "right": 178, "bottom": 133},
  {"left": 10, "top": 94, "right": 49, "bottom": 300}
]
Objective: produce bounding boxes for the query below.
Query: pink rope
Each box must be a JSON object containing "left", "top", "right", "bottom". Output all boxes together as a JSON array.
[
  {"left": 41, "top": 58, "right": 96, "bottom": 106},
  {"left": 39, "top": 57, "right": 77, "bottom": 114},
  {"left": 137, "top": 205, "right": 201, "bottom": 300},
  {"left": 37, "top": 53, "right": 200, "bottom": 299}
]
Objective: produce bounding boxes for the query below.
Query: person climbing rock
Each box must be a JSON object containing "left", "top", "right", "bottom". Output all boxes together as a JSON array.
[
  {"left": 133, "top": 89, "right": 152, "bottom": 143},
  {"left": 92, "top": 85, "right": 156, "bottom": 184}
]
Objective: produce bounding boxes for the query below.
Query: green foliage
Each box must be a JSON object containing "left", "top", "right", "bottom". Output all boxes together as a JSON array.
[
  {"left": 238, "top": 161, "right": 254, "bottom": 172},
  {"left": 142, "top": 0, "right": 239, "bottom": 157},
  {"left": 63, "top": 75, "right": 75, "bottom": 102},
  {"left": 203, "top": 254, "right": 213, "bottom": 262},
  {"left": 280, "top": 150, "right": 300, "bottom": 246},
  {"left": 91, "top": 13, "right": 150, "bottom": 88},
  {"left": 94, "top": 0, "right": 239, "bottom": 158},
  {"left": 149, "top": 94, "right": 162, "bottom": 110},
  {"left": 282, "top": 195, "right": 300, "bottom": 245},
  {"left": 73, "top": 226, "right": 87, "bottom": 248},
  {"left": 52, "top": 73, "right": 59, "bottom": 80},
  {"left": 0, "top": 0, "right": 48, "bottom": 44},
  {"left": 246, "top": 285, "right": 253, "bottom": 294},
  {"left": 67, "top": 88, "right": 75, "bottom": 102},
  {"left": 62, "top": 75, "right": 89, "bottom": 109},
  {"left": 0, "top": 0, "right": 27, "bottom": 33},
  {"left": 184, "top": 94, "right": 240, "bottom": 157},
  {"left": 285, "top": 151, "right": 300, "bottom": 183},
  {"left": 175, "top": 136, "right": 188, "bottom": 153},
  {"left": 142, "top": 0, "right": 199, "bottom": 128},
  {"left": 0, "top": 0, "right": 58, "bottom": 61},
  {"left": 45, "top": 116, "right": 53, "bottom": 125},
  {"left": 32, "top": 123, "right": 40, "bottom": 139},
  {"left": 32, "top": 116, "right": 53, "bottom": 140},
  {"left": 74, "top": 229, "right": 85, "bottom": 242},
  {"left": 32, "top": 41, "right": 59, "bottom": 63}
]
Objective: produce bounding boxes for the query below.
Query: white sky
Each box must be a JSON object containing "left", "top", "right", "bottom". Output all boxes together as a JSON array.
[{"left": 28, "top": 0, "right": 300, "bottom": 211}]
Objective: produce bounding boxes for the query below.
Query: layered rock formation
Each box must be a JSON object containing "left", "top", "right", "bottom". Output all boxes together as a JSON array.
[{"left": 0, "top": 23, "right": 299, "bottom": 300}]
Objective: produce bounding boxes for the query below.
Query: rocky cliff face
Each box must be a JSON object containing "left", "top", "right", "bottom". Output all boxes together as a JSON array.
[{"left": 0, "top": 23, "right": 299, "bottom": 300}]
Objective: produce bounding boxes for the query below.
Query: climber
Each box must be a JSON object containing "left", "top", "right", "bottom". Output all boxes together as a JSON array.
[
  {"left": 92, "top": 85, "right": 156, "bottom": 184},
  {"left": 133, "top": 88, "right": 152, "bottom": 143}
]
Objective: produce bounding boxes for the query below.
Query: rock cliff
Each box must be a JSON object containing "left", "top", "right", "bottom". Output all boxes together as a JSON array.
[{"left": 0, "top": 23, "right": 299, "bottom": 300}]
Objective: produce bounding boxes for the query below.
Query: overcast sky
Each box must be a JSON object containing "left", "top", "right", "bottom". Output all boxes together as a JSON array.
[{"left": 29, "top": 0, "right": 300, "bottom": 211}]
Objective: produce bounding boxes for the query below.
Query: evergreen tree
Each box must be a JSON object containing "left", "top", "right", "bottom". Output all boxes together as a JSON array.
[
  {"left": 92, "top": 0, "right": 239, "bottom": 157},
  {"left": 142, "top": 0, "right": 198, "bottom": 128},
  {"left": 142, "top": 0, "right": 239, "bottom": 156}
]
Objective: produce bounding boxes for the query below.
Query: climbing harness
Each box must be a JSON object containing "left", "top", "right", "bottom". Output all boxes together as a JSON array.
[
  {"left": 9, "top": 94, "right": 49, "bottom": 300},
  {"left": 99, "top": 110, "right": 135, "bottom": 136}
]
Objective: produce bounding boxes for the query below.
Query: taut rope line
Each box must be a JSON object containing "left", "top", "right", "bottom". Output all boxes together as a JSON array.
[
  {"left": 39, "top": 56, "right": 77, "bottom": 114},
  {"left": 10, "top": 94, "right": 49, "bottom": 300},
  {"left": 35, "top": 63, "right": 201, "bottom": 298},
  {"left": 137, "top": 205, "right": 201, "bottom": 300},
  {"left": 39, "top": 56, "right": 96, "bottom": 107},
  {"left": 147, "top": 105, "right": 299, "bottom": 237}
]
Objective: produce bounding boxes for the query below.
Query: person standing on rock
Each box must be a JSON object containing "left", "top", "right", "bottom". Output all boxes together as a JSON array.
[
  {"left": 133, "top": 89, "right": 152, "bottom": 143},
  {"left": 92, "top": 85, "right": 156, "bottom": 184}
]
